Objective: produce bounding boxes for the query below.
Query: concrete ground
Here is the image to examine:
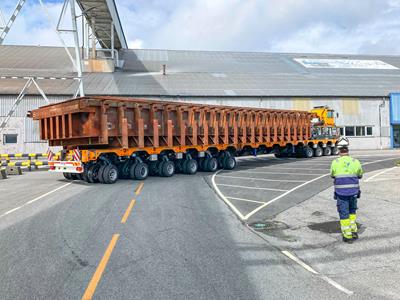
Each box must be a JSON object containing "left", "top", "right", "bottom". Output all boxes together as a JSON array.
[
  {"left": 0, "top": 150, "right": 398, "bottom": 299},
  {"left": 259, "top": 165, "right": 400, "bottom": 299}
]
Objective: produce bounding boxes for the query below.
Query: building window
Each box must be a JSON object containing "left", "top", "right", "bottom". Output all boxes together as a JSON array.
[
  {"left": 3, "top": 134, "right": 18, "bottom": 144},
  {"left": 356, "top": 126, "right": 365, "bottom": 136},
  {"left": 345, "top": 126, "right": 355, "bottom": 136},
  {"left": 340, "top": 126, "right": 373, "bottom": 137}
]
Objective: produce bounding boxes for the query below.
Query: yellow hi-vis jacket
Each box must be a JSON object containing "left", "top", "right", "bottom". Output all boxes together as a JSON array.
[{"left": 330, "top": 156, "right": 363, "bottom": 196}]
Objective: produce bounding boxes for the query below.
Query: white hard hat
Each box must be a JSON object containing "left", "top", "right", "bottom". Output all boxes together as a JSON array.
[{"left": 337, "top": 136, "right": 350, "bottom": 149}]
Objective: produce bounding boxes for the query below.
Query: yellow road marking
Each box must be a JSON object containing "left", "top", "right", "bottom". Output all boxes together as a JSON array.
[
  {"left": 121, "top": 199, "right": 136, "bottom": 224},
  {"left": 135, "top": 182, "right": 144, "bottom": 195},
  {"left": 82, "top": 234, "right": 120, "bottom": 300}
]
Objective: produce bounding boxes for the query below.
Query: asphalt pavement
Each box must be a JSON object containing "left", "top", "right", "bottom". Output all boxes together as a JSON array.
[
  {"left": 0, "top": 149, "right": 398, "bottom": 299},
  {"left": 212, "top": 150, "right": 400, "bottom": 222}
]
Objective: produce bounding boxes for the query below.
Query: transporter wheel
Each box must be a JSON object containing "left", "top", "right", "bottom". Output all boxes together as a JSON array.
[
  {"left": 323, "top": 147, "right": 332, "bottom": 156},
  {"left": 274, "top": 153, "right": 283, "bottom": 158},
  {"left": 183, "top": 159, "right": 198, "bottom": 175},
  {"left": 102, "top": 165, "right": 119, "bottom": 184},
  {"left": 70, "top": 173, "right": 79, "bottom": 180},
  {"left": 63, "top": 172, "right": 72, "bottom": 180},
  {"left": 119, "top": 161, "right": 132, "bottom": 179},
  {"left": 174, "top": 160, "right": 184, "bottom": 173},
  {"left": 217, "top": 155, "right": 225, "bottom": 169},
  {"left": 97, "top": 165, "right": 107, "bottom": 183},
  {"left": 198, "top": 158, "right": 206, "bottom": 171},
  {"left": 87, "top": 163, "right": 101, "bottom": 183},
  {"left": 314, "top": 146, "right": 323, "bottom": 157},
  {"left": 81, "top": 167, "right": 89, "bottom": 182},
  {"left": 303, "top": 146, "right": 314, "bottom": 158},
  {"left": 159, "top": 161, "right": 175, "bottom": 177},
  {"left": 128, "top": 163, "right": 138, "bottom": 180},
  {"left": 222, "top": 156, "right": 236, "bottom": 170},
  {"left": 132, "top": 163, "right": 149, "bottom": 180},
  {"left": 205, "top": 157, "right": 218, "bottom": 172},
  {"left": 331, "top": 146, "right": 339, "bottom": 155},
  {"left": 149, "top": 161, "right": 159, "bottom": 176}
]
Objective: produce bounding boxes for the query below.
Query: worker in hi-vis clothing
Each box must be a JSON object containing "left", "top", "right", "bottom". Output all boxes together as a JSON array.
[{"left": 330, "top": 137, "right": 363, "bottom": 243}]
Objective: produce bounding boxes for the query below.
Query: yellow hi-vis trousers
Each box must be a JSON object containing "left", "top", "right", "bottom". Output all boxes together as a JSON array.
[
  {"left": 340, "top": 219, "right": 352, "bottom": 239},
  {"left": 349, "top": 214, "right": 357, "bottom": 233}
]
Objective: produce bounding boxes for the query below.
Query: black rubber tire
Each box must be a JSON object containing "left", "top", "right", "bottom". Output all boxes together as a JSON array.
[
  {"left": 314, "top": 146, "right": 323, "bottom": 157},
  {"left": 82, "top": 167, "right": 89, "bottom": 182},
  {"left": 102, "top": 165, "right": 118, "bottom": 184},
  {"left": 133, "top": 162, "right": 149, "bottom": 180},
  {"left": 119, "top": 161, "right": 131, "bottom": 179},
  {"left": 222, "top": 156, "right": 236, "bottom": 170},
  {"left": 217, "top": 155, "right": 225, "bottom": 169},
  {"left": 87, "top": 164, "right": 101, "bottom": 183},
  {"left": 174, "top": 160, "right": 184, "bottom": 173},
  {"left": 97, "top": 165, "right": 107, "bottom": 183},
  {"left": 63, "top": 172, "right": 72, "bottom": 180},
  {"left": 149, "top": 161, "right": 159, "bottom": 176},
  {"left": 183, "top": 159, "right": 198, "bottom": 174},
  {"left": 274, "top": 153, "right": 283, "bottom": 158},
  {"left": 160, "top": 161, "right": 175, "bottom": 177},
  {"left": 323, "top": 147, "right": 332, "bottom": 156},
  {"left": 205, "top": 157, "right": 218, "bottom": 172},
  {"left": 129, "top": 162, "right": 138, "bottom": 179},
  {"left": 331, "top": 146, "right": 339, "bottom": 155},
  {"left": 303, "top": 146, "right": 314, "bottom": 158},
  {"left": 198, "top": 158, "right": 206, "bottom": 171},
  {"left": 70, "top": 173, "right": 79, "bottom": 180}
]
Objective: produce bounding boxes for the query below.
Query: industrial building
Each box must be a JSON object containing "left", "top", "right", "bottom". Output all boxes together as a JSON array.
[
  {"left": 1, "top": 45, "right": 400, "bottom": 153},
  {"left": 0, "top": 1, "right": 399, "bottom": 153}
]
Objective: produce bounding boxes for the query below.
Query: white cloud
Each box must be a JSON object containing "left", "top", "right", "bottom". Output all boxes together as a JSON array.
[
  {"left": 2, "top": 0, "right": 400, "bottom": 55},
  {"left": 128, "top": 39, "right": 144, "bottom": 49}
]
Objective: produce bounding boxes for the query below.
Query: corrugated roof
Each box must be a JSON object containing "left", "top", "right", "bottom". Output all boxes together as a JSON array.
[{"left": 1, "top": 45, "right": 400, "bottom": 97}]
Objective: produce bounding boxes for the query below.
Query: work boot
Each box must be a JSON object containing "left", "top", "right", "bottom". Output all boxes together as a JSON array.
[
  {"left": 352, "top": 232, "right": 359, "bottom": 240},
  {"left": 342, "top": 236, "right": 353, "bottom": 243}
]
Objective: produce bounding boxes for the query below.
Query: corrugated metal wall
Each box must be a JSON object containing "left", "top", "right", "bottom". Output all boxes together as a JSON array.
[{"left": 0, "top": 95, "right": 68, "bottom": 117}]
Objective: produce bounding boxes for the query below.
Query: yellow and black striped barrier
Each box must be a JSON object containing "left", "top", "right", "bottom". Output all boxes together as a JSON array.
[
  {"left": 0, "top": 153, "right": 48, "bottom": 158},
  {"left": 0, "top": 161, "right": 48, "bottom": 167}
]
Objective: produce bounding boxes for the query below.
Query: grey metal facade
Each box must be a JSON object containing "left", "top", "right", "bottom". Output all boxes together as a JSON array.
[{"left": 0, "top": 45, "right": 398, "bottom": 152}]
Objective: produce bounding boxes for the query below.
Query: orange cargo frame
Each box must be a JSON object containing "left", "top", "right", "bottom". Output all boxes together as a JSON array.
[{"left": 31, "top": 96, "right": 336, "bottom": 163}]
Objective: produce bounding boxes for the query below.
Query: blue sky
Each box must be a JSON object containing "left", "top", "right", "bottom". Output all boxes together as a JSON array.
[{"left": 1, "top": 0, "right": 400, "bottom": 54}]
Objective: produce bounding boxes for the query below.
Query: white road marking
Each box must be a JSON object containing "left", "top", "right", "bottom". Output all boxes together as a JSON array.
[
  {"left": 211, "top": 171, "right": 246, "bottom": 220},
  {"left": 212, "top": 156, "right": 398, "bottom": 221},
  {"left": 217, "top": 183, "right": 288, "bottom": 192},
  {"left": 260, "top": 166, "right": 329, "bottom": 171},
  {"left": 365, "top": 167, "right": 397, "bottom": 182},
  {"left": 281, "top": 250, "right": 318, "bottom": 274},
  {"left": 226, "top": 196, "right": 266, "bottom": 204},
  {"left": 217, "top": 174, "right": 306, "bottom": 183},
  {"left": 234, "top": 170, "right": 318, "bottom": 176},
  {"left": 281, "top": 250, "right": 353, "bottom": 295},
  {"left": 0, "top": 182, "right": 73, "bottom": 219},
  {"left": 244, "top": 173, "right": 329, "bottom": 219},
  {"left": 3, "top": 206, "right": 22, "bottom": 215}
]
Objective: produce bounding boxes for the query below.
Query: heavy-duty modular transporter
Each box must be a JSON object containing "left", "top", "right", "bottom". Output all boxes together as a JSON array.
[{"left": 30, "top": 96, "right": 339, "bottom": 184}]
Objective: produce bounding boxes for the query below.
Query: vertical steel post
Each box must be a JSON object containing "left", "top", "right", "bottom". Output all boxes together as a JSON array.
[
  {"left": 111, "top": 21, "right": 115, "bottom": 60},
  {"left": 69, "top": 0, "right": 84, "bottom": 97}
]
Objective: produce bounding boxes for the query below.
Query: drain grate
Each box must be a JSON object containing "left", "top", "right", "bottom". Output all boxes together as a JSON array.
[{"left": 249, "top": 221, "right": 288, "bottom": 231}]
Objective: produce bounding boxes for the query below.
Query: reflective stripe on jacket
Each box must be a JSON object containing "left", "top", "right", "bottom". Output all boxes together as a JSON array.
[{"left": 330, "top": 156, "right": 363, "bottom": 196}]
